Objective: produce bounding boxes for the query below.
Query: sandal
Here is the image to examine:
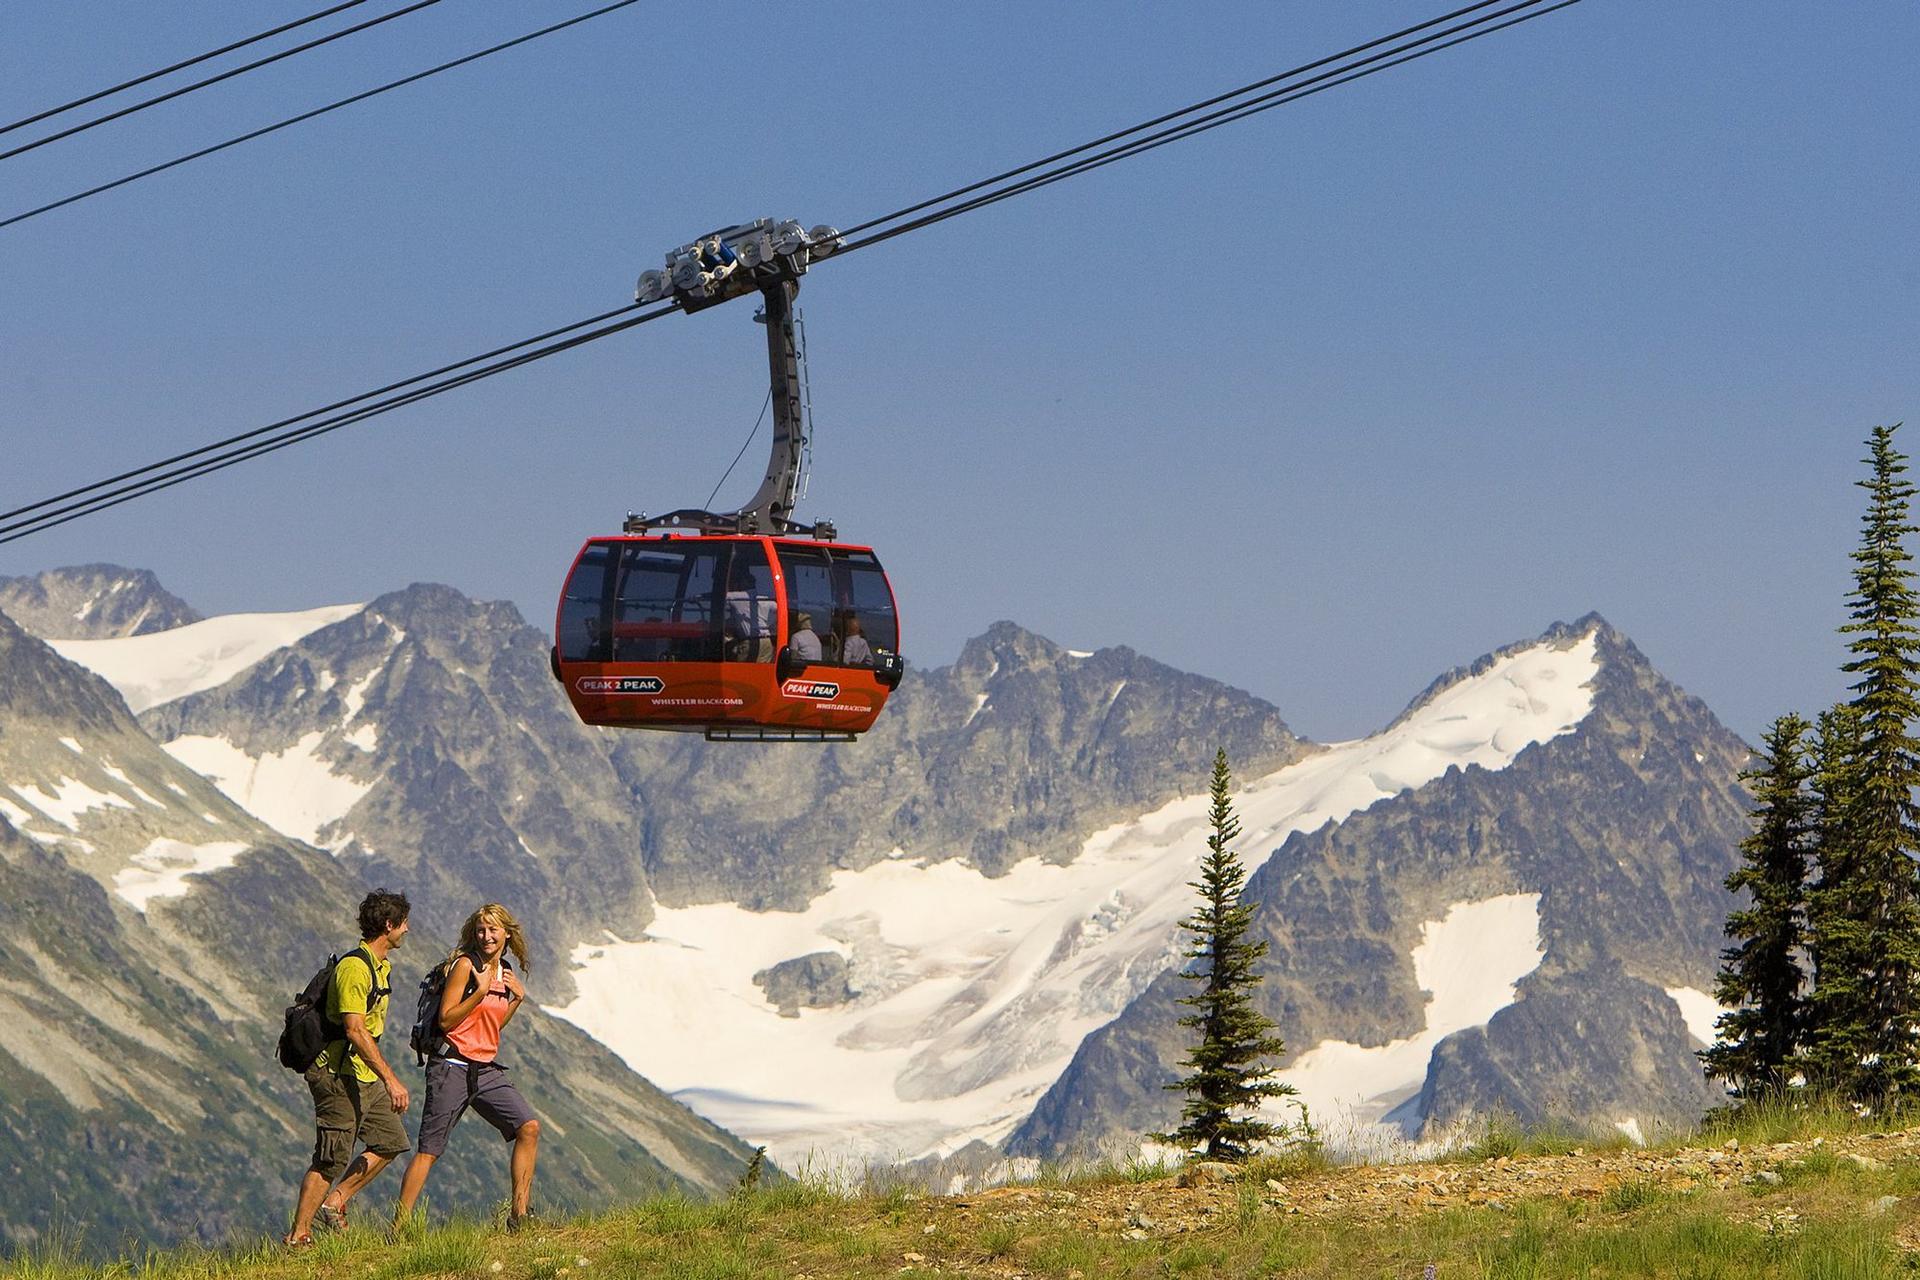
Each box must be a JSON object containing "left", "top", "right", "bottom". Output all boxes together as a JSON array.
[
  {"left": 317, "top": 1203, "right": 348, "bottom": 1232},
  {"left": 282, "top": 1233, "right": 315, "bottom": 1249}
]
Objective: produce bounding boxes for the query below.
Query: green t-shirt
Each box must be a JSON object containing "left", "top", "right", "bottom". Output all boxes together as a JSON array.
[{"left": 323, "top": 946, "right": 392, "bottom": 1083}]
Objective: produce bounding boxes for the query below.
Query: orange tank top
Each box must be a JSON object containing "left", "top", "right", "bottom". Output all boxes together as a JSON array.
[{"left": 444, "top": 961, "right": 514, "bottom": 1062}]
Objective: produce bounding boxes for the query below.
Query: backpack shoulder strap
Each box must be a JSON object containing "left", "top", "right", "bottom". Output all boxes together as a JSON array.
[{"left": 334, "top": 945, "right": 388, "bottom": 1039}]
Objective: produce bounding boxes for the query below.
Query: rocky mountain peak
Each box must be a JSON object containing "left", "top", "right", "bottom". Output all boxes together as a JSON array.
[
  {"left": 1007, "top": 613, "right": 1750, "bottom": 1158},
  {"left": 0, "top": 607, "right": 138, "bottom": 731},
  {"left": 1384, "top": 613, "right": 1616, "bottom": 733},
  {"left": 0, "top": 565, "right": 201, "bottom": 640},
  {"left": 365, "top": 581, "right": 529, "bottom": 634},
  {"left": 956, "top": 620, "right": 1069, "bottom": 676}
]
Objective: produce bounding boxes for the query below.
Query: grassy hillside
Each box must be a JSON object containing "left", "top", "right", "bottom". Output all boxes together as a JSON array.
[{"left": 12, "top": 1102, "right": 1920, "bottom": 1278}]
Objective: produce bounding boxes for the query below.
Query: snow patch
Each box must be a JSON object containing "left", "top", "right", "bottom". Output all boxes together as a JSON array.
[
  {"left": 98, "top": 764, "right": 166, "bottom": 808},
  {"left": 23, "top": 830, "right": 96, "bottom": 853},
  {"left": 964, "top": 693, "right": 990, "bottom": 727},
  {"left": 1266, "top": 894, "right": 1545, "bottom": 1137},
  {"left": 1616, "top": 1118, "right": 1646, "bottom": 1145},
  {"left": 551, "top": 633, "right": 1601, "bottom": 1167},
  {"left": 22, "top": 777, "right": 134, "bottom": 830},
  {"left": 163, "top": 732, "right": 371, "bottom": 845},
  {"left": 1665, "top": 986, "right": 1725, "bottom": 1047},
  {"left": 344, "top": 723, "right": 379, "bottom": 752},
  {"left": 1065, "top": 649, "right": 1092, "bottom": 659},
  {"left": 0, "top": 795, "right": 36, "bottom": 829},
  {"left": 58, "top": 737, "right": 83, "bottom": 754},
  {"left": 49, "top": 603, "right": 364, "bottom": 712},
  {"left": 341, "top": 668, "right": 380, "bottom": 719},
  {"left": 113, "top": 838, "right": 251, "bottom": 912}
]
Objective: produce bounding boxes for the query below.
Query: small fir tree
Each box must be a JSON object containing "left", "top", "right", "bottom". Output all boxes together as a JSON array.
[
  {"left": 1152, "top": 748, "right": 1294, "bottom": 1161},
  {"left": 1702, "top": 712, "right": 1813, "bottom": 1097},
  {"left": 1803, "top": 423, "right": 1920, "bottom": 1103}
]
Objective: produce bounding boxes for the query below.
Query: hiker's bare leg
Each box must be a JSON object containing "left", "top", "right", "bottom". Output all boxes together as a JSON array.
[
  {"left": 510, "top": 1120, "right": 541, "bottom": 1217},
  {"left": 325, "top": 1151, "right": 394, "bottom": 1214},
  {"left": 290, "top": 1169, "right": 331, "bottom": 1240},
  {"left": 394, "top": 1152, "right": 438, "bottom": 1223}
]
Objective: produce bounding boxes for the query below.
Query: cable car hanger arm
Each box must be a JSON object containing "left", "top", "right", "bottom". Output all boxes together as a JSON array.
[{"left": 628, "top": 219, "right": 841, "bottom": 539}]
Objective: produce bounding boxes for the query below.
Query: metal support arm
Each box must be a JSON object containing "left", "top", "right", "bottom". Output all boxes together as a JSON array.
[{"left": 627, "top": 219, "right": 840, "bottom": 538}]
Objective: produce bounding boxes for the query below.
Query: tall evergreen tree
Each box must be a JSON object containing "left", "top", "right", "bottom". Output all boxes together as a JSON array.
[
  {"left": 1152, "top": 749, "right": 1295, "bottom": 1161},
  {"left": 1804, "top": 423, "right": 1920, "bottom": 1103},
  {"left": 1805, "top": 701, "right": 1865, "bottom": 1017},
  {"left": 1702, "top": 712, "right": 1813, "bottom": 1097}
]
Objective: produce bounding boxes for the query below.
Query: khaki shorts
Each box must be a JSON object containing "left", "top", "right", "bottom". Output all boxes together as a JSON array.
[{"left": 306, "top": 1060, "right": 409, "bottom": 1178}]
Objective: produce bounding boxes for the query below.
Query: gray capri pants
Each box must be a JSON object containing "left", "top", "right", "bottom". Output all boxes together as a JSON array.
[{"left": 416, "top": 1058, "right": 536, "bottom": 1157}]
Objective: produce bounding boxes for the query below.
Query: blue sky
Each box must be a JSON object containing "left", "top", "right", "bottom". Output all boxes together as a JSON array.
[{"left": 2, "top": 1, "right": 1915, "bottom": 744}]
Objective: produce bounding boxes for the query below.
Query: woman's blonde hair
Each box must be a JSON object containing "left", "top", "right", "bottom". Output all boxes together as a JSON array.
[{"left": 448, "top": 902, "right": 530, "bottom": 973}]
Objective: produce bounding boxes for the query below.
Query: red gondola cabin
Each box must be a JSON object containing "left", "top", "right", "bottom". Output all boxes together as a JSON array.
[{"left": 552, "top": 533, "right": 903, "bottom": 740}]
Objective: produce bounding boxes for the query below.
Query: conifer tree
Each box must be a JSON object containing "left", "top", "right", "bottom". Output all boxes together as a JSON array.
[
  {"left": 1804, "top": 700, "right": 1864, "bottom": 1030},
  {"left": 1152, "top": 748, "right": 1294, "bottom": 1161},
  {"left": 1803, "top": 424, "right": 1920, "bottom": 1103},
  {"left": 1702, "top": 712, "right": 1813, "bottom": 1097}
]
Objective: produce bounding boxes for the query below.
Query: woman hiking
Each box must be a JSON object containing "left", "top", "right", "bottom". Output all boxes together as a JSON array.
[{"left": 394, "top": 903, "right": 542, "bottom": 1231}]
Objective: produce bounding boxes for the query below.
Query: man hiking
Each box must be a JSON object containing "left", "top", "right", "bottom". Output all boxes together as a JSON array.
[{"left": 286, "top": 889, "right": 413, "bottom": 1247}]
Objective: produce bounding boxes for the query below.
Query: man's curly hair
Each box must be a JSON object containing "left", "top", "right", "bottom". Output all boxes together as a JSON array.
[{"left": 358, "top": 888, "right": 411, "bottom": 940}]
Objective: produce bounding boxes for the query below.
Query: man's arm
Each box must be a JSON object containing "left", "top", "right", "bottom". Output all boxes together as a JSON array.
[{"left": 341, "top": 1013, "right": 410, "bottom": 1113}]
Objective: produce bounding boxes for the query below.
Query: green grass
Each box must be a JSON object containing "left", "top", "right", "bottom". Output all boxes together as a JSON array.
[
  {"left": 9, "top": 1106, "right": 1920, "bottom": 1280},
  {"left": 1700, "top": 1090, "right": 1920, "bottom": 1146}
]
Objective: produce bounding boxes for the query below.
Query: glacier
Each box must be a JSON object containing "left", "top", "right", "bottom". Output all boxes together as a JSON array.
[{"left": 549, "top": 633, "right": 1602, "bottom": 1166}]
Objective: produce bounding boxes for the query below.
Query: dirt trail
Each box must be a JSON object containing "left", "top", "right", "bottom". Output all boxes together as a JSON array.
[{"left": 944, "top": 1129, "right": 1920, "bottom": 1240}]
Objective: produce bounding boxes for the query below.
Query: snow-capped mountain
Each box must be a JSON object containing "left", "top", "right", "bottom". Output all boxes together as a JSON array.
[
  {"left": 0, "top": 605, "right": 757, "bottom": 1254},
  {"left": 18, "top": 569, "right": 1753, "bottom": 1200},
  {"left": 105, "top": 590, "right": 1306, "bottom": 995},
  {"left": 0, "top": 564, "right": 200, "bottom": 640},
  {"left": 134, "top": 584, "right": 660, "bottom": 984},
  {"left": 551, "top": 625, "right": 1667, "bottom": 1165},
  {"left": 1009, "top": 618, "right": 1746, "bottom": 1157}
]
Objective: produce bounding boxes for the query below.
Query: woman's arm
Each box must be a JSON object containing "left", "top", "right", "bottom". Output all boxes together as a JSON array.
[
  {"left": 498, "top": 965, "right": 527, "bottom": 1030},
  {"left": 439, "top": 956, "right": 491, "bottom": 1032}
]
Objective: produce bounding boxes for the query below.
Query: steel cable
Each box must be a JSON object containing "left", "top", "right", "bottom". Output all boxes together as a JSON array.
[
  {"left": 1, "top": 0, "right": 449, "bottom": 162},
  {"left": 0, "top": 304, "right": 677, "bottom": 545},
  {"left": 0, "top": 0, "right": 1584, "bottom": 543},
  {"left": 1, "top": 0, "right": 647, "bottom": 230},
  {"left": 837, "top": 0, "right": 1576, "bottom": 257},
  {"left": 0, "top": 0, "right": 376, "bottom": 138}
]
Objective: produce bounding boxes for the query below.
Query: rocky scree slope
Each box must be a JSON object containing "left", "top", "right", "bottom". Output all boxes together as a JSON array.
[
  {"left": 0, "top": 608, "right": 756, "bottom": 1254},
  {"left": 1009, "top": 616, "right": 1749, "bottom": 1157}
]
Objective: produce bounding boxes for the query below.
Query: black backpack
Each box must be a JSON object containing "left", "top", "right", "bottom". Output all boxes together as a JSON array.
[
  {"left": 277, "top": 946, "right": 380, "bottom": 1072},
  {"left": 408, "top": 956, "right": 498, "bottom": 1065}
]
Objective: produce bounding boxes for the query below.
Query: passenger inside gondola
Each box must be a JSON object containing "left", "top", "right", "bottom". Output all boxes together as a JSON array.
[
  {"left": 839, "top": 614, "right": 874, "bottom": 666},
  {"left": 790, "top": 612, "right": 823, "bottom": 663},
  {"left": 724, "top": 557, "right": 776, "bottom": 661}
]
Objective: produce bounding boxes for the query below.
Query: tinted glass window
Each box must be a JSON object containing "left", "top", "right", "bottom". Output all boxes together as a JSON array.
[
  {"left": 777, "top": 545, "right": 838, "bottom": 666},
  {"left": 609, "top": 541, "right": 727, "bottom": 662},
  {"left": 558, "top": 542, "right": 616, "bottom": 662},
  {"left": 832, "top": 550, "right": 898, "bottom": 665},
  {"left": 722, "top": 541, "right": 777, "bottom": 663}
]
